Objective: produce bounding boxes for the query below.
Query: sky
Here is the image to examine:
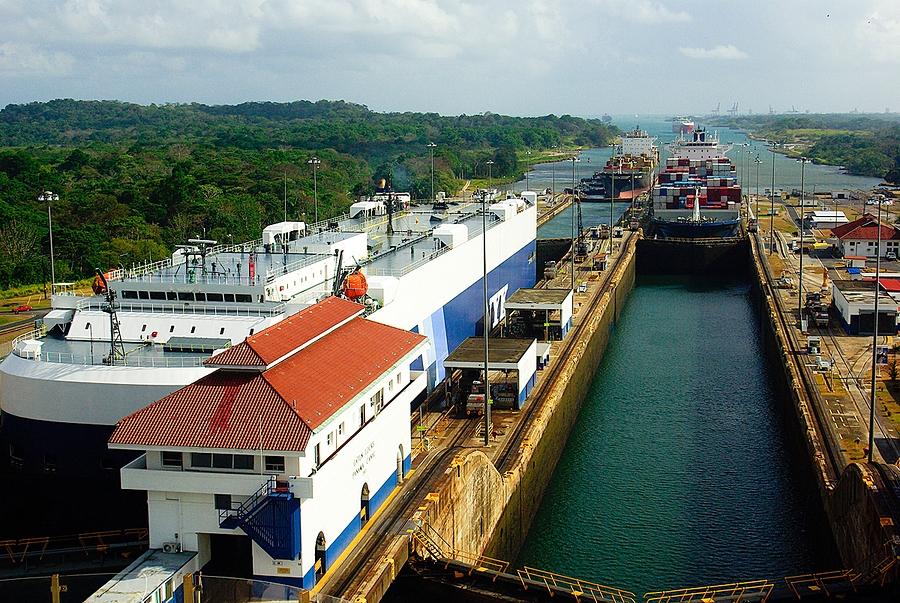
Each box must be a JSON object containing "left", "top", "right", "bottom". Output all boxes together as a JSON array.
[{"left": 2, "top": 0, "right": 900, "bottom": 118}]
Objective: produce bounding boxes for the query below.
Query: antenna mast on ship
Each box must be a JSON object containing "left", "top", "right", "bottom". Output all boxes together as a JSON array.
[{"left": 95, "top": 269, "right": 126, "bottom": 365}]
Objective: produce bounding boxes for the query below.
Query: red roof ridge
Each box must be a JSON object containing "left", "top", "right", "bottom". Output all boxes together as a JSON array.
[{"left": 205, "top": 296, "right": 365, "bottom": 370}]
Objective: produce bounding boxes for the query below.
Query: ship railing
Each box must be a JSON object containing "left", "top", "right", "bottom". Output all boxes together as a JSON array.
[
  {"left": 342, "top": 210, "right": 412, "bottom": 233},
  {"left": 363, "top": 209, "right": 509, "bottom": 277},
  {"left": 264, "top": 253, "right": 334, "bottom": 283},
  {"left": 306, "top": 212, "right": 351, "bottom": 232},
  {"left": 78, "top": 300, "right": 286, "bottom": 317},
  {"left": 10, "top": 325, "right": 48, "bottom": 355},
  {"left": 114, "top": 272, "right": 266, "bottom": 286},
  {"left": 26, "top": 352, "right": 208, "bottom": 368}
]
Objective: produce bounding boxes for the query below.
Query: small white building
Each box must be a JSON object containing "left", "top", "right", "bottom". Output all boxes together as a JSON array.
[
  {"left": 831, "top": 214, "right": 900, "bottom": 259},
  {"left": 109, "top": 296, "right": 428, "bottom": 590},
  {"left": 804, "top": 210, "right": 849, "bottom": 230},
  {"left": 831, "top": 279, "right": 898, "bottom": 335}
]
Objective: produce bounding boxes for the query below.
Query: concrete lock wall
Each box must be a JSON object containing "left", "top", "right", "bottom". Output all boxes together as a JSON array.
[
  {"left": 414, "top": 238, "right": 637, "bottom": 562},
  {"left": 749, "top": 236, "right": 898, "bottom": 580}
]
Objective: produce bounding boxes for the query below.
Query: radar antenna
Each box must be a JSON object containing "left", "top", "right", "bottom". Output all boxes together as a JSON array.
[{"left": 95, "top": 269, "right": 126, "bottom": 365}]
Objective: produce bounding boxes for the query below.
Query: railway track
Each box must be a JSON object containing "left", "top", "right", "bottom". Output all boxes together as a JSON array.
[
  {"left": 319, "top": 418, "right": 477, "bottom": 599},
  {"left": 493, "top": 231, "right": 634, "bottom": 473}
]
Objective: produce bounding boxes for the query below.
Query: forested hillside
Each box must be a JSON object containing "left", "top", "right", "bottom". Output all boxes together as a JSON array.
[
  {"left": 0, "top": 99, "right": 617, "bottom": 289},
  {"left": 713, "top": 114, "right": 900, "bottom": 183}
]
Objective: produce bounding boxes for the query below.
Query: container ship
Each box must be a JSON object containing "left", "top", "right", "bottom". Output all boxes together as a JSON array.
[
  {"left": 581, "top": 127, "right": 659, "bottom": 201},
  {"left": 0, "top": 191, "right": 537, "bottom": 478},
  {"left": 647, "top": 129, "right": 743, "bottom": 239},
  {"left": 671, "top": 116, "right": 695, "bottom": 135}
]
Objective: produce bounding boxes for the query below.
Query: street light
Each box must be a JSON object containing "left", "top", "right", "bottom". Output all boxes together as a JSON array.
[
  {"left": 769, "top": 141, "right": 777, "bottom": 255},
  {"left": 755, "top": 155, "right": 762, "bottom": 227},
  {"left": 571, "top": 156, "right": 580, "bottom": 291},
  {"left": 427, "top": 142, "right": 437, "bottom": 203},
  {"left": 524, "top": 150, "right": 531, "bottom": 191},
  {"left": 482, "top": 160, "right": 494, "bottom": 447},
  {"left": 308, "top": 157, "right": 321, "bottom": 224},
  {"left": 869, "top": 200, "right": 883, "bottom": 463},
  {"left": 798, "top": 157, "right": 809, "bottom": 327},
  {"left": 39, "top": 190, "right": 59, "bottom": 296},
  {"left": 551, "top": 145, "right": 557, "bottom": 203}
]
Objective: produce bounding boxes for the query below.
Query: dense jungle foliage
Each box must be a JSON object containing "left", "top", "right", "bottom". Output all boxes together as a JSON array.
[
  {"left": 0, "top": 99, "right": 618, "bottom": 289},
  {"left": 713, "top": 113, "right": 900, "bottom": 184}
]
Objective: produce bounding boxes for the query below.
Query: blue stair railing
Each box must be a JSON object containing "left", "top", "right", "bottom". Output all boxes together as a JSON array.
[{"left": 219, "top": 477, "right": 297, "bottom": 559}]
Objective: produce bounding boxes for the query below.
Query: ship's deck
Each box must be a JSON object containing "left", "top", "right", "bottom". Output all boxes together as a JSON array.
[{"left": 15, "top": 197, "right": 524, "bottom": 367}]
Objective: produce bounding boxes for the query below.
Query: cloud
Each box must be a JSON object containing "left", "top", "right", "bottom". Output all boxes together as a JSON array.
[
  {"left": 679, "top": 45, "right": 749, "bottom": 60},
  {"left": 0, "top": 42, "right": 76, "bottom": 77},
  {"left": 853, "top": 8, "right": 900, "bottom": 62},
  {"left": 603, "top": 0, "right": 691, "bottom": 24}
]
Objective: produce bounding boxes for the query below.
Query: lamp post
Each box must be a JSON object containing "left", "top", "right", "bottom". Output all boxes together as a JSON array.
[
  {"left": 39, "top": 190, "right": 59, "bottom": 296},
  {"left": 482, "top": 160, "right": 494, "bottom": 447},
  {"left": 308, "top": 157, "right": 321, "bottom": 224},
  {"left": 754, "top": 155, "right": 762, "bottom": 225},
  {"left": 798, "top": 157, "right": 809, "bottom": 327},
  {"left": 551, "top": 145, "right": 557, "bottom": 203},
  {"left": 869, "top": 200, "right": 882, "bottom": 463},
  {"left": 524, "top": 150, "right": 531, "bottom": 191},
  {"left": 571, "top": 156, "right": 579, "bottom": 291},
  {"left": 769, "top": 141, "right": 777, "bottom": 255},
  {"left": 427, "top": 142, "right": 437, "bottom": 202}
]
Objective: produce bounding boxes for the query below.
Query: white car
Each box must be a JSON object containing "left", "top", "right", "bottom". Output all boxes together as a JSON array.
[
  {"left": 881, "top": 199, "right": 894, "bottom": 205},
  {"left": 866, "top": 199, "right": 878, "bottom": 205}
]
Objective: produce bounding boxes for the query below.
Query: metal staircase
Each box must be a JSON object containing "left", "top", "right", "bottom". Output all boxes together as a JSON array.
[{"left": 219, "top": 477, "right": 299, "bottom": 560}]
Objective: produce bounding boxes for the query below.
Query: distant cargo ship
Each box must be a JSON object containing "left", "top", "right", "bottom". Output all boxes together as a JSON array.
[
  {"left": 580, "top": 127, "right": 658, "bottom": 201},
  {"left": 648, "top": 129, "right": 743, "bottom": 239},
  {"left": 672, "top": 116, "right": 695, "bottom": 135}
]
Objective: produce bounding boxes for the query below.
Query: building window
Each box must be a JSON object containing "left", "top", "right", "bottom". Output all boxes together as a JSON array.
[
  {"left": 338, "top": 422, "right": 345, "bottom": 436},
  {"left": 359, "top": 405, "right": 366, "bottom": 427},
  {"left": 141, "top": 324, "right": 147, "bottom": 332},
  {"left": 43, "top": 454, "right": 57, "bottom": 473},
  {"left": 220, "top": 327, "right": 225, "bottom": 335},
  {"left": 371, "top": 389, "right": 384, "bottom": 414},
  {"left": 314, "top": 443, "right": 321, "bottom": 467},
  {"left": 327, "top": 432, "right": 333, "bottom": 445},
  {"left": 191, "top": 453, "right": 212, "bottom": 468},
  {"left": 214, "top": 494, "right": 232, "bottom": 510},
  {"left": 161, "top": 451, "right": 183, "bottom": 468},
  {"left": 169, "top": 325, "right": 175, "bottom": 333},
  {"left": 191, "top": 326, "right": 196, "bottom": 334},
  {"left": 200, "top": 453, "right": 254, "bottom": 470},
  {"left": 265, "top": 456, "right": 285, "bottom": 472}
]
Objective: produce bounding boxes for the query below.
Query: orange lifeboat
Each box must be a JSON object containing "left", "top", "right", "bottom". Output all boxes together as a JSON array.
[
  {"left": 342, "top": 271, "right": 368, "bottom": 300},
  {"left": 92, "top": 274, "right": 108, "bottom": 295}
]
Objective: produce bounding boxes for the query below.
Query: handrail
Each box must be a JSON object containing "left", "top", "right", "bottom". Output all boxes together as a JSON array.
[
  {"left": 644, "top": 579, "right": 773, "bottom": 603},
  {"left": 11, "top": 325, "right": 47, "bottom": 351},
  {"left": 784, "top": 569, "right": 859, "bottom": 598},
  {"left": 219, "top": 476, "right": 276, "bottom": 525},
  {"left": 518, "top": 566, "right": 636, "bottom": 603}
]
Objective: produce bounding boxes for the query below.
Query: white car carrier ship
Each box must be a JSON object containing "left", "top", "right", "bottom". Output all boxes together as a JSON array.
[{"left": 0, "top": 191, "right": 537, "bottom": 477}]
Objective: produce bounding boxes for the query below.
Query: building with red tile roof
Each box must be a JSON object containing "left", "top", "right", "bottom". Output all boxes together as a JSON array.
[
  {"left": 831, "top": 213, "right": 900, "bottom": 258},
  {"left": 108, "top": 296, "right": 428, "bottom": 589}
]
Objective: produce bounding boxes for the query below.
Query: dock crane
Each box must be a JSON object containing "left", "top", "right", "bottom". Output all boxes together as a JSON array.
[
  {"left": 727, "top": 102, "right": 739, "bottom": 117},
  {"left": 710, "top": 103, "right": 720, "bottom": 116}
]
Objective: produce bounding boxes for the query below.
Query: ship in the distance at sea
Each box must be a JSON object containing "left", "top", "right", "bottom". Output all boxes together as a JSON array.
[{"left": 580, "top": 127, "right": 659, "bottom": 201}]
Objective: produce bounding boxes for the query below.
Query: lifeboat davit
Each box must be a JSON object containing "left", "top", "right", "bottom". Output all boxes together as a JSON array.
[
  {"left": 91, "top": 274, "right": 108, "bottom": 295},
  {"left": 342, "top": 271, "right": 368, "bottom": 300}
]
